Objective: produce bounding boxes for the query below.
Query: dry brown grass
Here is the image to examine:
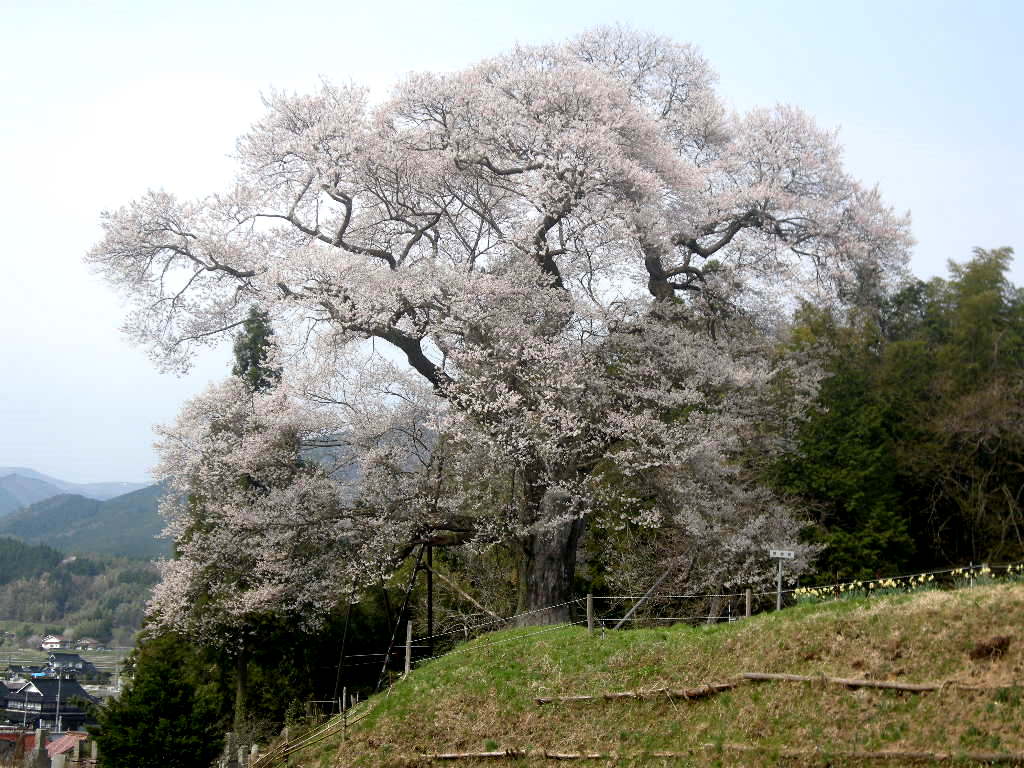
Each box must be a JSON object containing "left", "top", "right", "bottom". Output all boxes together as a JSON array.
[{"left": 289, "top": 583, "right": 1024, "bottom": 767}]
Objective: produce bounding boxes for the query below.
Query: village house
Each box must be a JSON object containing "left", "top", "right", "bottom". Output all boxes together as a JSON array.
[
  {"left": 0, "top": 677, "right": 94, "bottom": 731},
  {"left": 5, "top": 664, "right": 45, "bottom": 680},
  {"left": 46, "top": 653, "right": 102, "bottom": 682},
  {"left": 38, "top": 635, "right": 66, "bottom": 651}
]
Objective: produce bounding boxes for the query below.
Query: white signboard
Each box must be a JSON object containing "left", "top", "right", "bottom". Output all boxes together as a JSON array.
[{"left": 768, "top": 549, "right": 796, "bottom": 559}]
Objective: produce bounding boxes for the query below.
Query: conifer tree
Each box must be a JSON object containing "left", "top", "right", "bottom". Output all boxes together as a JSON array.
[
  {"left": 92, "top": 633, "right": 222, "bottom": 768},
  {"left": 232, "top": 306, "right": 281, "bottom": 392}
]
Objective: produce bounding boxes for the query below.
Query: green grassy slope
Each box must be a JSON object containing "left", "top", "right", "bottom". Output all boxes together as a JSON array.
[{"left": 295, "top": 583, "right": 1024, "bottom": 767}]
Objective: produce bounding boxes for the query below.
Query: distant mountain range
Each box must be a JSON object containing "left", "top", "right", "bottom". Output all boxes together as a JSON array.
[
  {"left": 0, "top": 485, "right": 169, "bottom": 559},
  {"left": 0, "top": 467, "right": 150, "bottom": 518},
  {"left": 0, "top": 468, "right": 164, "bottom": 558}
]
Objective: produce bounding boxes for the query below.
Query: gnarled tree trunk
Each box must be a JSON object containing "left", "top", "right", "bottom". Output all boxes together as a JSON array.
[
  {"left": 233, "top": 644, "right": 249, "bottom": 734},
  {"left": 516, "top": 483, "right": 586, "bottom": 626}
]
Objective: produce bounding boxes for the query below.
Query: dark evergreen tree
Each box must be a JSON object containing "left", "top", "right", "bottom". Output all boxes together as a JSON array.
[
  {"left": 231, "top": 306, "right": 281, "bottom": 392},
  {"left": 771, "top": 247, "right": 1024, "bottom": 579},
  {"left": 92, "top": 633, "right": 223, "bottom": 768},
  {"left": 769, "top": 305, "right": 921, "bottom": 580}
]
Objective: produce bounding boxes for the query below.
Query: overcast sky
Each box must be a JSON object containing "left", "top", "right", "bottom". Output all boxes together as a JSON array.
[{"left": 1, "top": 0, "right": 1021, "bottom": 483}]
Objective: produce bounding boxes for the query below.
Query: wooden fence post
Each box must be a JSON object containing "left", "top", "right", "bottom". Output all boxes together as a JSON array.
[
  {"left": 586, "top": 594, "right": 594, "bottom": 634},
  {"left": 745, "top": 588, "right": 752, "bottom": 618}
]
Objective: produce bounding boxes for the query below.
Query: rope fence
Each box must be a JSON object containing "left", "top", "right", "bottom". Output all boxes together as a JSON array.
[
  {"left": 412, "top": 619, "right": 588, "bottom": 667},
  {"left": 244, "top": 557, "right": 1024, "bottom": 767},
  {"left": 352, "top": 559, "right": 1024, "bottom": 688},
  {"left": 410, "top": 599, "right": 584, "bottom": 644},
  {"left": 393, "top": 560, "right": 1024, "bottom": 660},
  {"left": 756, "top": 560, "right": 1024, "bottom": 598}
]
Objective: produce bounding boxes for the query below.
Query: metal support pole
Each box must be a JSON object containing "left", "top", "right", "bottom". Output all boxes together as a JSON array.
[
  {"left": 375, "top": 544, "right": 425, "bottom": 691},
  {"left": 776, "top": 558, "right": 783, "bottom": 611},
  {"left": 586, "top": 594, "right": 594, "bottom": 634},
  {"left": 404, "top": 620, "right": 412, "bottom": 677},
  {"left": 426, "top": 544, "right": 434, "bottom": 657},
  {"left": 613, "top": 567, "right": 673, "bottom": 629},
  {"left": 55, "top": 672, "right": 62, "bottom": 733}
]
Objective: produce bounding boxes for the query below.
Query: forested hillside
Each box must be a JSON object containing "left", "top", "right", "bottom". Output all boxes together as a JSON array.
[
  {"left": 0, "top": 537, "right": 157, "bottom": 647},
  {"left": 0, "top": 474, "right": 66, "bottom": 516},
  {"left": 0, "top": 537, "right": 63, "bottom": 584},
  {"left": 0, "top": 484, "right": 167, "bottom": 558},
  {"left": 771, "top": 247, "right": 1024, "bottom": 580},
  {"left": 0, "top": 487, "right": 22, "bottom": 518}
]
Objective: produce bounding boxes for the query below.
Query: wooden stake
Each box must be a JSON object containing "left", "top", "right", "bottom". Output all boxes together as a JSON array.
[
  {"left": 745, "top": 587, "right": 752, "bottom": 618},
  {"left": 586, "top": 594, "right": 593, "bottom": 635},
  {"left": 420, "top": 744, "right": 1024, "bottom": 763},
  {"left": 536, "top": 682, "right": 734, "bottom": 705},
  {"left": 740, "top": 671, "right": 997, "bottom": 692},
  {"left": 535, "top": 672, "right": 1008, "bottom": 708},
  {"left": 376, "top": 544, "right": 425, "bottom": 692}
]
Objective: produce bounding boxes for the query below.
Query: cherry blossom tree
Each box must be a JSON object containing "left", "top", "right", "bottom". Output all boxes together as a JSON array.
[{"left": 89, "top": 27, "right": 911, "bottom": 625}]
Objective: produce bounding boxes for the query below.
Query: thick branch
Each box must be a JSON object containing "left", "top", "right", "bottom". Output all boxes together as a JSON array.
[
  {"left": 456, "top": 155, "right": 544, "bottom": 176},
  {"left": 376, "top": 326, "right": 452, "bottom": 390},
  {"left": 673, "top": 214, "right": 751, "bottom": 258}
]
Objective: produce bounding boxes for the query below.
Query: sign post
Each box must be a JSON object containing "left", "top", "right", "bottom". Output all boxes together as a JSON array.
[{"left": 768, "top": 549, "right": 796, "bottom": 611}]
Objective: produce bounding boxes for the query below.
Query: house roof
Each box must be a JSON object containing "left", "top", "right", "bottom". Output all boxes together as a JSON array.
[
  {"left": 47, "top": 732, "right": 88, "bottom": 758},
  {"left": 7, "top": 685, "right": 43, "bottom": 703},
  {"left": 6, "top": 664, "right": 45, "bottom": 676},
  {"left": 48, "top": 653, "right": 86, "bottom": 664},
  {"left": 11, "top": 678, "right": 94, "bottom": 704}
]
